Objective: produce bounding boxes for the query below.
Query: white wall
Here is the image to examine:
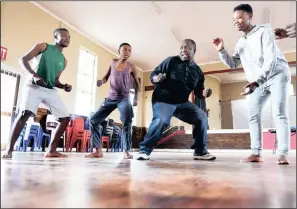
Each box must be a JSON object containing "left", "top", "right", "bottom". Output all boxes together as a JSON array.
[{"left": 232, "top": 96, "right": 296, "bottom": 129}]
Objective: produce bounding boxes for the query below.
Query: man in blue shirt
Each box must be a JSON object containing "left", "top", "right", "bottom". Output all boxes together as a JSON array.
[{"left": 137, "top": 39, "right": 216, "bottom": 161}]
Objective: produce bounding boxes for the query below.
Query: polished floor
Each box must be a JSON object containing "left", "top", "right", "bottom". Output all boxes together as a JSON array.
[{"left": 1, "top": 150, "right": 296, "bottom": 208}]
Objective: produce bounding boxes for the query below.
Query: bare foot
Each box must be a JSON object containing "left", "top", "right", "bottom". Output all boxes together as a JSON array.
[
  {"left": 2, "top": 151, "right": 12, "bottom": 159},
  {"left": 44, "top": 151, "right": 67, "bottom": 158},
  {"left": 240, "top": 154, "right": 263, "bottom": 163},
  {"left": 123, "top": 152, "right": 133, "bottom": 159},
  {"left": 277, "top": 155, "right": 289, "bottom": 165},
  {"left": 85, "top": 152, "right": 103, "bottom": 158}
]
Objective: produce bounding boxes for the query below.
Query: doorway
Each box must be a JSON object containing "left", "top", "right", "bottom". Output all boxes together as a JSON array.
[{"left": 1, "top": 67, "right": 21, "bottom": 149}]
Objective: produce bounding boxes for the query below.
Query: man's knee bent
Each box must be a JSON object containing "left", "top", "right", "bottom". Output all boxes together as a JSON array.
[
  {"left": 192, "top": 114, "right": 208, "bottom": 128},
  {"left": 89, "top": 115, "right": 104, "bottom": 128},
  {"left": 273, "top": 112, "right": 289, "bottom": 122},
  {"left": 154, "top": 116, "right": 170, "bottom": 127},
  {"left": 248, "top": 113, "right": 261, "bottom": 123}
]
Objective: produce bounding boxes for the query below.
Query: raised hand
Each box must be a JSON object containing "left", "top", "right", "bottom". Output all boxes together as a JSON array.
[
  {"left": 274, "top": 23, "right": 296, "bottom": 39},
  {"left": 274, "top": 28, "right": 288, "bottom": 40},
  {"left": 212, "top": 38, "right": 224, "bottom": 52},
  {"left": 285, "top": 23, "right": 296, "bottom": 38}
]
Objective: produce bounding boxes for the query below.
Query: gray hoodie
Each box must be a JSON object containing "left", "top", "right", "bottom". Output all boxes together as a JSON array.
[{"left": 218, "top": 24, "right": 289, "bottom": 85}]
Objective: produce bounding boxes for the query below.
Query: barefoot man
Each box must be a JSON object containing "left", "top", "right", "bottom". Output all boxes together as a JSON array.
[
  {"left": 213, "top": 4, "right": 291, "bottom": 164},
  {"left": 85, "top": 43, "right": 140, "bottom": 159},
  {"left": 2, "top": 28, "right": 72, "bottom": 159}
]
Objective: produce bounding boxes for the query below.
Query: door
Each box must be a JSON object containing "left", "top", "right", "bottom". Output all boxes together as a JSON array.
[{"left": 1, "top": 68, "right": 20, "bottom": 149}]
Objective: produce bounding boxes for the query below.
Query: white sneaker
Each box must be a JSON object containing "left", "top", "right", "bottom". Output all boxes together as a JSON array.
[
  {"left": 136, "top": 153, "right": 150, "bottom": 160},
  {"left": 193, "top": 152, "right": 216, "bottom": 160}
]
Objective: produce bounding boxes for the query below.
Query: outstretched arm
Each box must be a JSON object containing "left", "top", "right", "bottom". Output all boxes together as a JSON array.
[
  {"left": 99, "top": 66, "right": 111, "bottom": 85},
  {"left": 213, "top": 38, "right": 241, "bottom": 69},
  {"left": 255, "top": 27, "right": 277, "bottom": 85},
  {"left": 274, "top": 23, "right": 296, "bottom": 39},
  {"left": 130, "top": 64, "right": 140, "bottom": 106}
]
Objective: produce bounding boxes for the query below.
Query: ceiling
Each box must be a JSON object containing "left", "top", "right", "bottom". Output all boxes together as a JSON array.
[
  {"left": 210, "top": 65, "right": 296, "bottom": 83},
  {"left": 35, "top": 1, "right": 296, "bottom": 71}
]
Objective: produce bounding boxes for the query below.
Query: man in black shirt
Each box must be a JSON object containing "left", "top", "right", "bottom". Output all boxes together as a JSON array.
[{"left": 137, "top": 39, "right": 216, "bottom": 161}]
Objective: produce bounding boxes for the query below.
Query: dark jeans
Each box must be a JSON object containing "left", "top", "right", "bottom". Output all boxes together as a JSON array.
[
  {"left": 139, "top": 102, "right": 208, "bottom": 155},
  {"left": 90, "top": 98, "right": 133, "bottom": 151}
]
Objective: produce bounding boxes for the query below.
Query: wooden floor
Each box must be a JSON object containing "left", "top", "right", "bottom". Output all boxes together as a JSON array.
[{"left": 1, "top": 150, "right": 296, "bottom": 208}]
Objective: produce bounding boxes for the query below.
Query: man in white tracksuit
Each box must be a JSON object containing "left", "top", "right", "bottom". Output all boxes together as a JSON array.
[{"left": 213, "top": 4, "right": 291, "bottom": 164}]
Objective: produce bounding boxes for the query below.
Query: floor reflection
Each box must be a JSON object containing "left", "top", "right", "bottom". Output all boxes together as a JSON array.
[{"left": 1, "top": 151, "right": 296, "bottom": 208}]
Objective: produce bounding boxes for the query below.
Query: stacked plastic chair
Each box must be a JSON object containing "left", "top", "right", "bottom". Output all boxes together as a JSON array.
[
  {"left": 111, "top": 126, "right": 122, "bottom": 152},
  {"left": 67, "top": 117, "right": 85, "bottom": 152},
  {"left": 15, "top": 125, "right": 27, "bottom": 151},
  {"left": 36, "top": 128, "right": 51, "bottom": 151},
  {"left": 22, "top": 125, "right": 40, "bottom": 152},
  {"left": 101, "top": 119, "right": 114, "bottom": 152}
]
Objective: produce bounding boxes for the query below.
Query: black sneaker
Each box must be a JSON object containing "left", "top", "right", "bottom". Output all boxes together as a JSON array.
[{"left": 193, "top": 152, "right": 216, "bottom": 160}]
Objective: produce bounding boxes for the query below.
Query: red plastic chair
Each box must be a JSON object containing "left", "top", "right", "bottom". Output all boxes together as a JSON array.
[
  {"left": 102, "top": 136, "right": 110, "bottom": 152},
  {"left": 68, "top": 117, "right": 85, "bottom": 152},
  {"left": 65, "top": 122, "right": 73, "bottom": 152},
  {"left": 83, "top": 130, "right": 91, "bottom": 152}
]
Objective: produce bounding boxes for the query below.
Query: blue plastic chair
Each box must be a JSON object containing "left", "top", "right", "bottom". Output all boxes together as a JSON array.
[
  {"left": 15, "top": 125, "right": 27, "bottom": 151},
  {"left": 23, "top": 125, "right": 40, "bottom": 152},
  {"left": 117, "top": 132, "right": 123, "bottom": 152},
  {"left": 111, "top": 131, "right": 123, "bottom": 152},
  {"left": 37, "top": 128, "right": 51, "bottom": 151}
]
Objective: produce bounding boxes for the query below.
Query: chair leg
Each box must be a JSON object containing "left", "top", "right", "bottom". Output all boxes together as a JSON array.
[
  {"left": 107, "top": 140, "right": 109, "bottom": 152},
  {"left": 30, "top": 136, "right": 35, "bottom": 152},
  {"left": 273, "top": 134, "right": 277, "bottom": 154},
  {"left": 69, "top": 140, "right": 75, "bottom": 152},
  {"left": 23, "top": 138, "right": 30, "bottom": 152}
]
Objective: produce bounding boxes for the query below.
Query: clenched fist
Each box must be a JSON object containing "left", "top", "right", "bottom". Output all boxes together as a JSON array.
[{"left": 213, "top": 38, "right": 224, "bottom": 52}]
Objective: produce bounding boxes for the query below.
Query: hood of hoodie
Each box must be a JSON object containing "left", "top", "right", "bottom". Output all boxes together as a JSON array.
[{"left": 235, "top": 24, "right": 288, "bottom": 83}]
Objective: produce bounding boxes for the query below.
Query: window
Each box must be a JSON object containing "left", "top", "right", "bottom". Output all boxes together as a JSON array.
[
  {"left": 129, "top": 89, "right": 137, "bottom": 126},
  {"left": 74, "top": 48, "right": 97, "bottom": 116}
]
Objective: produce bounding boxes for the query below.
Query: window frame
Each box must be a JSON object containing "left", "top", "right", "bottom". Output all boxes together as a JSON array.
[{"left": 74, "top": 47, "right": 98, "bottom": 116}]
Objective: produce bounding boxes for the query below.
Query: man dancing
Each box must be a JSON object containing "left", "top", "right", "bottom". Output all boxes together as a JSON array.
[
  {"left": 213, "top": 4, "right": 291, "bottom": 164},
  {"left": 137, "top": 39, "right": 215, "bottom": 161},
  {"left": 85, "top": 43, "right": 140, "bottom": 159},
  {"left": 2, "top": 28, "right": 72, "bottom": 158}
]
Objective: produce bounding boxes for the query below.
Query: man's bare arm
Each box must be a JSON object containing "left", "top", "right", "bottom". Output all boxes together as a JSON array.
[
  {"left": 20, "top": 43, "right": 47, "bottom": 75},
  {"left": 97, "top": 59, "right": 115, "bottom": 87},
  {"left": 130, "top": 64, "right": 140, "bottom": 105},
  {"left": 55, "top": 58, "right": 67, "bottom": 89}
]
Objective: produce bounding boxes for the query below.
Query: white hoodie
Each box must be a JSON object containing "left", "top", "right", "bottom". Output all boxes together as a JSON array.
[{"left": 218, "top": 24, "right": 289, "bottom": 85}]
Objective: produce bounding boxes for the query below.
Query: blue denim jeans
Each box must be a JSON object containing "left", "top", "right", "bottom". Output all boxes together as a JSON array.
[
  {"left": 247, "top": 71, "right": 291, "bottom": 156},
  {"left": 90, "top": 98, "right": 133, "bottom": 151},
  {"left": 139, "top": 101, "right": 208, "bottom": 155}
]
